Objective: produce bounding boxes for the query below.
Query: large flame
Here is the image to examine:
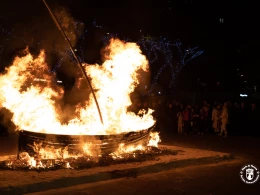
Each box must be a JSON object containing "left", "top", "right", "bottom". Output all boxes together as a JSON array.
[{"left": 0, "top": 39, "right": 155, "bottom": 135}]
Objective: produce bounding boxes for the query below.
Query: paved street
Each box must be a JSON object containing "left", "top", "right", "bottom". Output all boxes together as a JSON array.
[
  {"left": 1, "top": 132, "right": 260, "bottom": 195},
  {"left": 28, "top": 159, "right": 259, "bottom": 195},
  {"left": 160, "top": 133, "right": 260, "bottom": 161}
]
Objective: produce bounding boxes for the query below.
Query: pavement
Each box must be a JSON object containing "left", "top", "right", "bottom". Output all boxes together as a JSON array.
[
  {"left": 160, "top": 132, "right": 260, "bottom": 161},
  {"left": 0, "top": 132, "right": 260, "bottom": 195},
  {"left": 27, "top": 160, "right": 259, "bottom": 195}
]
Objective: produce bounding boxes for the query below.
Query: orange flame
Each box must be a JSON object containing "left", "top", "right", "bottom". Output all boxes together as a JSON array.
[
  {"left": 0, "top": 39, "right": 155, "bottom": 135},
  {"left": 148, "top": 132, "right": 161, "bottom": 147}
]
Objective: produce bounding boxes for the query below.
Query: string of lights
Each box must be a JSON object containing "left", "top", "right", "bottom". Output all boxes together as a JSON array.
[{"left": 137, "top": 37, "right": 203, "bottom": 94}]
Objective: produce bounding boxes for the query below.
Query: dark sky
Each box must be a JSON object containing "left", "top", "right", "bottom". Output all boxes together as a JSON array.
[{"left": 0, "top": 0, "right": 259, "bottom": 91}]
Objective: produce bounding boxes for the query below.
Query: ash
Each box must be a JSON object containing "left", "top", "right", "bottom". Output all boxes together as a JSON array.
[{"left": 0, "top": 147, "right": 178, "bottom": 171}]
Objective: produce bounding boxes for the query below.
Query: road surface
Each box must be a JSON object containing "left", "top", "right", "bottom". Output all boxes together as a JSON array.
[{"left": 1, "top": 133, "right": 260, "bottom": 195}]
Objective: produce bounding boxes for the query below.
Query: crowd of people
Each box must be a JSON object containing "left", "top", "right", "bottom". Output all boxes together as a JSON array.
[
  {"left": 130, "top": 99, "right": 260, "bottom": 137},
  {"left": 1, "top": 98, "right": 259, "bottom": 137}
]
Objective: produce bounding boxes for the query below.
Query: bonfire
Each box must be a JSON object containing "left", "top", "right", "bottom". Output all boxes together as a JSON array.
[
  {"left": 0, "top": 38, "right": 161, "bottom": 169},
  {"left": 0, "top": 0, "right": 161, "bottom": 169}
]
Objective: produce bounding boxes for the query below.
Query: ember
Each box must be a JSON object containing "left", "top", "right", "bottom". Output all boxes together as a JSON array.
[{"left": 1, "top": 146, "right": 177, "bottom": 171}]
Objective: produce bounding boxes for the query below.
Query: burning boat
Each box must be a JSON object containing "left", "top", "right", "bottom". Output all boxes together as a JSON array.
[
  {"left": 18, "top": 125, "right": 155, "bottom": 158},
  {"left": 0, "top": 39, "right": 160, "bottom": 166}
]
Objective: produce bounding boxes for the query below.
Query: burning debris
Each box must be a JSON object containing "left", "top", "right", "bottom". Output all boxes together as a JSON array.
[
  {"left": 0, "top": 130, "right": 161, "bottom": 170},
  {"left": 0, "top": 2, "right": 161, "bottom": 170},
  {"left": 0, "top": 144, "right": 179, "bottom": 171},
  {"left": 0, "top": 132, "right": 164, "bottom": 170}
]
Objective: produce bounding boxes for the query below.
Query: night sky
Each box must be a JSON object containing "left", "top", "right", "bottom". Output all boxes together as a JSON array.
[{"left": 0, "top": 0, "right": 259, "bottom": 93}]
